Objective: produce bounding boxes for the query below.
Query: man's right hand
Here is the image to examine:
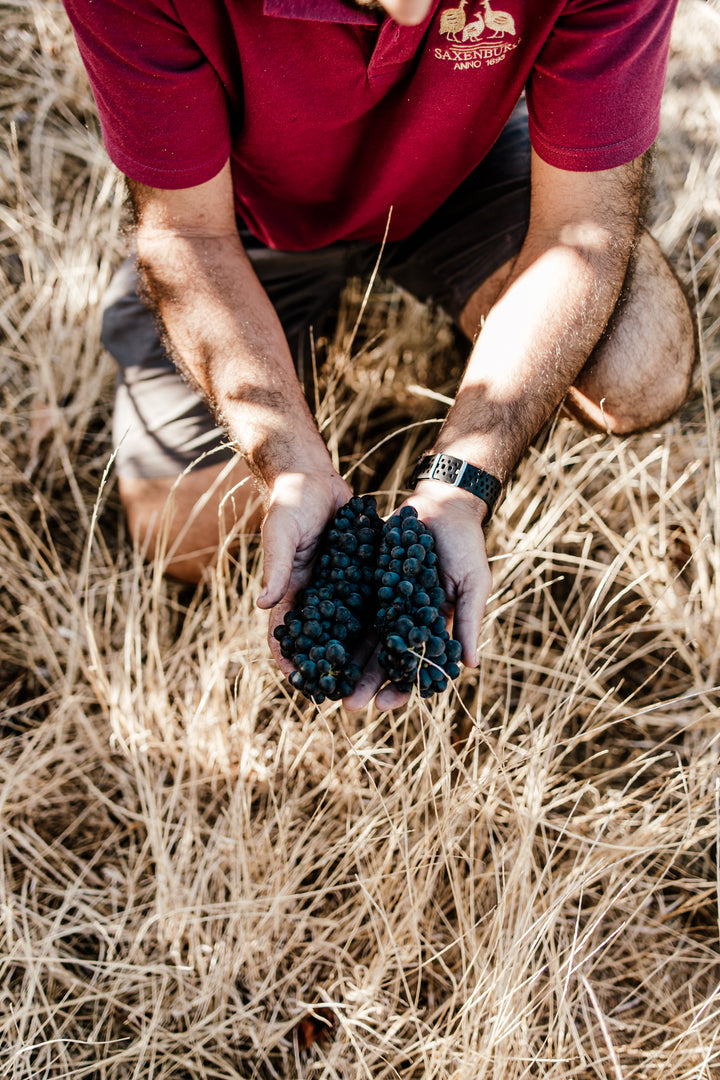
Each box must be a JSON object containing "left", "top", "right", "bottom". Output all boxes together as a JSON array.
[{"left": 258, "top": 467, "right": 353, "bottom": 677}]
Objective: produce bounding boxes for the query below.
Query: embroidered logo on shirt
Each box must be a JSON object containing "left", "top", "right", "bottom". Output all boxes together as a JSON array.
[{"left": 435, "top": 0, "right": 519, "bottom": 69}]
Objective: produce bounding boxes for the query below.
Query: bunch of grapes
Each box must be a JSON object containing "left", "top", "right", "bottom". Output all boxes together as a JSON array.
[
  {"left": 374, "top": 506, "right": 462, "bottom": 699},
  {"left": 273, "top": 495, "right": 383, "bottom": 702},
  {"left": 274, "top": 498, "right": 462, "bottom": 703}
]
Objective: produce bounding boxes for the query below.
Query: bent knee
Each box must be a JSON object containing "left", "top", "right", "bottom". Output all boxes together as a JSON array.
[
  {"left": 569, "top": 233, "right": 697, "bottom": 436},
  {"left": 568, "top": 349, "right": 694, "bottom": 436},
  {"left": 613, "top": 341, "right": 694, "bottom": 434}
]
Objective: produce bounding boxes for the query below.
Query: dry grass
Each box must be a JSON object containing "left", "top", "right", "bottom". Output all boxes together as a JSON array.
[{"left": 2, "top": 1, "right": 720, "bottom": 1076}]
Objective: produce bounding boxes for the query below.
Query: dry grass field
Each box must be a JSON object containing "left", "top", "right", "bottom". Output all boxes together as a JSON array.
[{"left": 2, "top": 1, "right": 720, "bottom": 1076}]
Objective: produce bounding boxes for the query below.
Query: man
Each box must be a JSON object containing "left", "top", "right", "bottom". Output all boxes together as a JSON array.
[{"left": 64, "top": 0, "right": 694, "bottom": 710}]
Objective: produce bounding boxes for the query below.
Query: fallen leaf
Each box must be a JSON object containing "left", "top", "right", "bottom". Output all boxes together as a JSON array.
[{"left": 296, "top": 1007, "right": 335, "bottom": 1050}]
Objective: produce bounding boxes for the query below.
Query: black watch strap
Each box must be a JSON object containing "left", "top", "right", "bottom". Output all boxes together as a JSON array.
[{"left": 409, "top": 453, "right": 502, "bottom": 519}]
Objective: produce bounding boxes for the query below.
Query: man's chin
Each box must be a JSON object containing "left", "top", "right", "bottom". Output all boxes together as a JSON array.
[
  {"left": 349, "top": 0, "right": 435, "bottom": 25},
  {"left": 345, "top": 0, "right": 385, "bottom": 11}
]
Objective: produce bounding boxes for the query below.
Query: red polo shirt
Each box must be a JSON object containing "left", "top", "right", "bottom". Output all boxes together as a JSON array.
[{"left": 63, "top": 0, "right": 677, "bottom": 249}]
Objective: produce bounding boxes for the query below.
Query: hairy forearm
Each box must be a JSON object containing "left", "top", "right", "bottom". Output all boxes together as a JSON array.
[
  {"left": 435, "top": 154, "right": 644, "bottom": 484},
  {"left": 436, "top": 223, "right": 638, "bottom": 482},
  {"left": 135, "top": 228, "right": 331, "bottom": 484}
]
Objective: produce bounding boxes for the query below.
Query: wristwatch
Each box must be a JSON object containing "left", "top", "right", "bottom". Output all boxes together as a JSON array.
[{"left": 409, "top": 452, "right": 502, "bottom": 520}]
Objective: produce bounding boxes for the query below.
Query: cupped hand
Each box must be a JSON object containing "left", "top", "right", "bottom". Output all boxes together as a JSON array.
[
  {"left": 408, "top": 480, "right": 492, "bottom": 666},
  {"left": 257, "top": 467, "right": 353, "bottom": 675},
  {"left": 345, "top": 480, "right": 492, "bottom": 712}
]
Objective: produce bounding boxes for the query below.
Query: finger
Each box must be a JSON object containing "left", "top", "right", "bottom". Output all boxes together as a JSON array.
[
  {"left": 257, "top": 506, "right": 300, "bottom": 608},
  {"left": 451, "top": 572, "right": 492, "bottom": 667},
  {"left": 267, "top": 599, "right": 297, "bottom": 675},
  {"left": 373, "top": 683, "right": 412, "bottom": 711},
  {"left": 349, "top": 629, "right": 380, "bottom": 671},
  {"left": 342, "top": 649, "right": 388, "bottom": 711}
]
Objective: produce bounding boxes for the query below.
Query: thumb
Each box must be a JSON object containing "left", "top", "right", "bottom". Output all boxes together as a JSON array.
[
  {"left": 257, "top": 504, "right": 299, "bottom": 609},
  {"left": 451, "top": 575, "right": 491, "bottom": 667}
]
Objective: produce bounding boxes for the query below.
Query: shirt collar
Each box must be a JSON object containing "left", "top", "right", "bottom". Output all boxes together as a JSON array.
[{"left": 263, "top": 0, "right": 381, "bottom": 25}]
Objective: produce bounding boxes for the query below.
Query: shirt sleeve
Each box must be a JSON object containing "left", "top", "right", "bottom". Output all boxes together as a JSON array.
[
  {"left": 526, "top": 0, "right": 678, "bottom": 172},
  {"left": 63, "top": 0, "right": 231, "bottom": 188}
]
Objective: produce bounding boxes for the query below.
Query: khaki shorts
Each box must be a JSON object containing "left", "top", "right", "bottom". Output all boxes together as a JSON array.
[{"left": 103, "top": 101, "right": 531, "bottom": 478}]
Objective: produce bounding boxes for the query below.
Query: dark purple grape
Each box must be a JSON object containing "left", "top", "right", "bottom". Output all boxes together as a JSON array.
[
  {"left": 425, "top": 636, "right": 445, "bottom": 658},
  {"left": 325, "top": 640, "right": 346, "bottom": 666},
  {"left": 415, "top": 606, "right": 437, "bottom": 626},
  {"left": 418, "top": 668, "right": 433, "bottom": 692},
  {"left": 446, "top": 639, "right": 462, "bottom": 663}
]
